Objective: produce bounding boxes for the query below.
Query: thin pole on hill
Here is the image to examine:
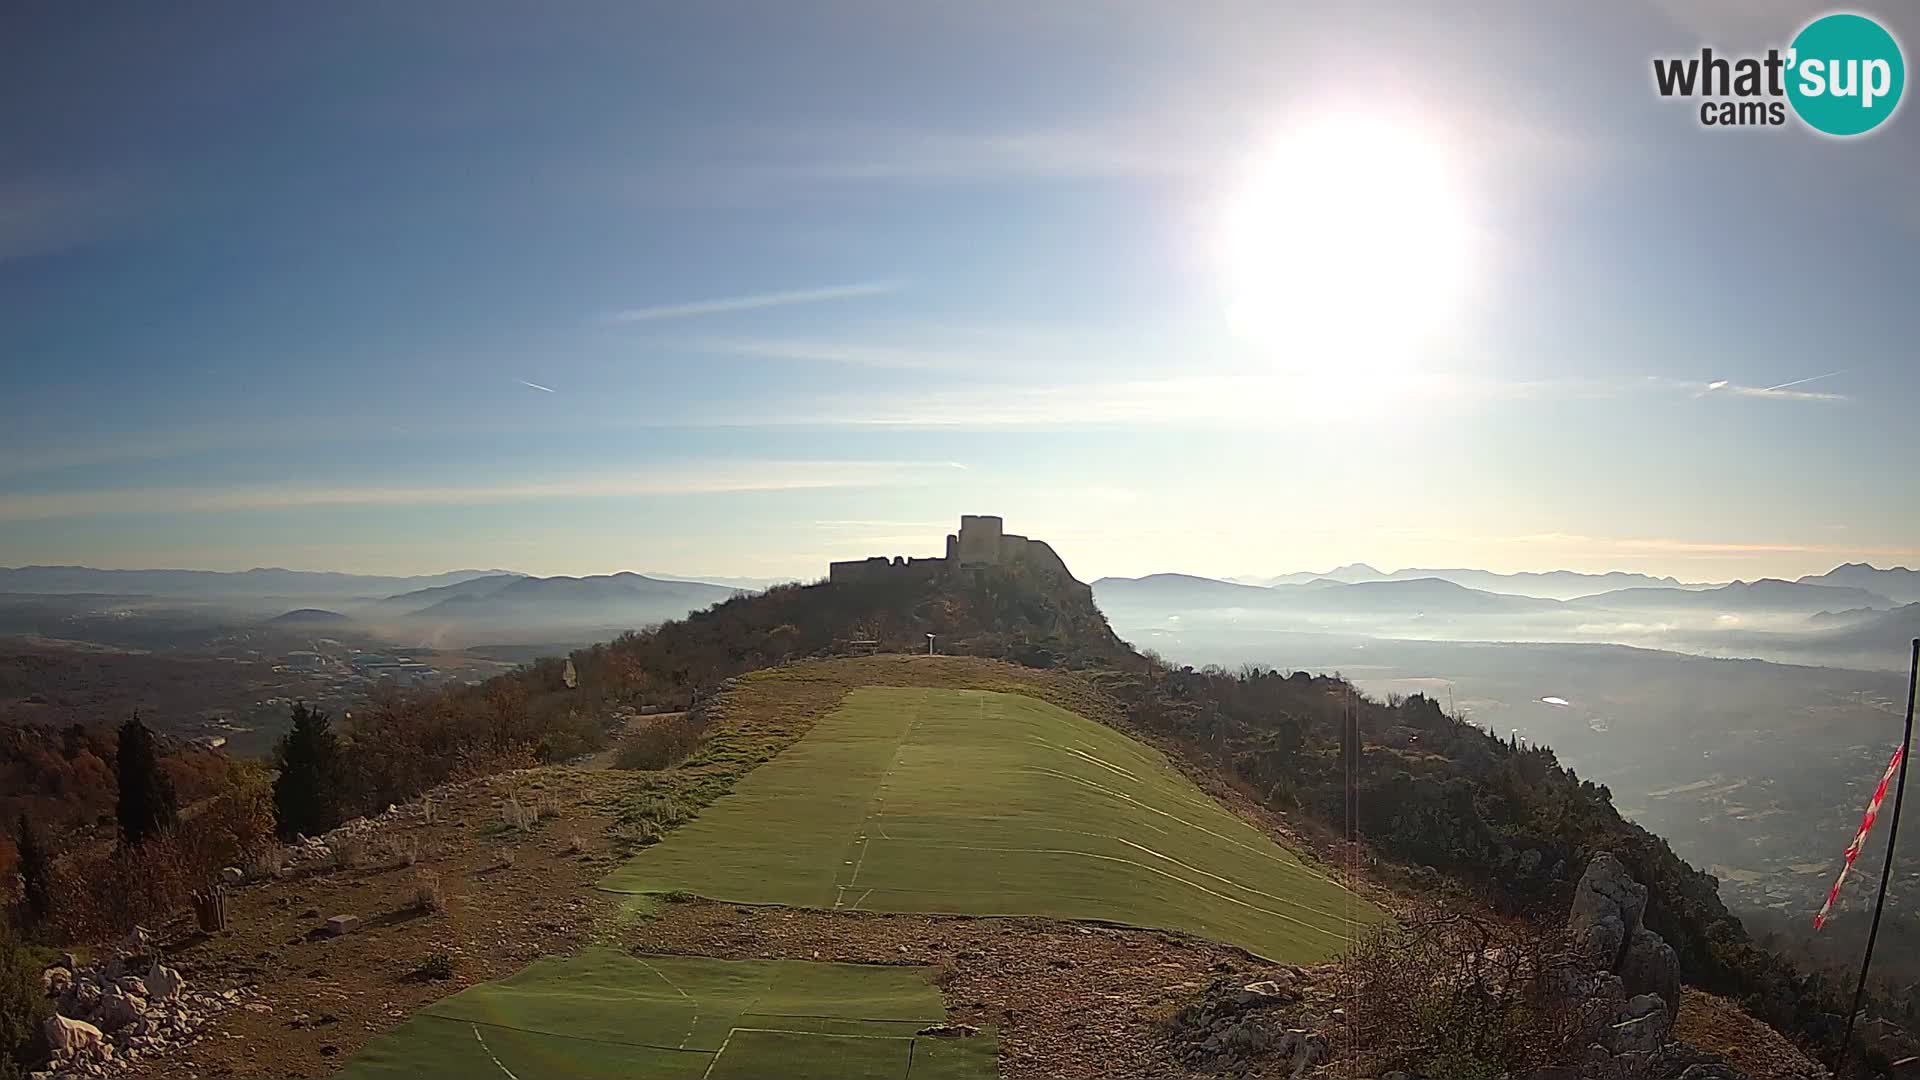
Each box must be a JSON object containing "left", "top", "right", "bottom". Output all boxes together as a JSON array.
[{"left": 1838, "top": 637, "right": 1920, "bottom": 1072}]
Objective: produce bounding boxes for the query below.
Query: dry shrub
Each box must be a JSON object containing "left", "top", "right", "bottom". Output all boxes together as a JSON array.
[
  {"left": 497, "top": 847, "right": 517, "bottom": 870},
  {"left": 394, "top": 836, "right": 421, "bottom": 867},
  {"left": 412, "top": 868, "right": 446, "bottom": 913},
  {"left": 330, "top": 834, "right": 370, "bottom": 871},
  {"left": 564, "top": 833, "right": 586, "bottom": 855},
  {"left": 47, "top": 834, "right": 198, "bottom": 942},
  {"left": 613, "top": 712, "right": 710, "bottom": 770},
  {"left": 502, "top": 794, "right": 537, "bottom": 832},
  {"left": 246, "top": 845, "right": 286, "bottom": 881},
  {"left": 535, "top": 793, "right": 563, "bottom": 820},
  {"left": 1335, "top": 907, "right": 1584, "bottom": 1077}
]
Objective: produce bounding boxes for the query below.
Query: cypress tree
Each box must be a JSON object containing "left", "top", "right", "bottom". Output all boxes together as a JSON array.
[
  {"left": 15, "top": 814, "right": 49, "bottom": 929},
  {"left": 115, "top": 714, "right": 179, "bottom": 846},
  {"left": 273, "top": 702, "right": 345, "bottom": 839}
]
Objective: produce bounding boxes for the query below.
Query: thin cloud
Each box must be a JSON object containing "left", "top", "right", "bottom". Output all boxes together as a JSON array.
[
  {"left": 0, "top": 461, "right": 943, "bottom": 523},
  {"left": 515, "top": 379, "right": 556, "bottom": 393},
  {"left": 605, "top": 281, "right": 901, "bottom": 323},
  {"left": 701, "top": 338, "right": 960, "bottom": 369}
]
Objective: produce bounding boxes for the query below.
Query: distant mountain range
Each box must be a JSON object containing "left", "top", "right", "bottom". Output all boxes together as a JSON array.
[
  {"left": 387, "top": 572, "right": 741, "bottom": 629},
  {"left": 1796, "top": 563, "right": 1920, "bottom": 605},
  {"left": 1094, "top": 574, "right": 1563, "bottom": 615},
  {"left": 1228, "top": 564, "right": 1697, "bottom": 599},
  {"left": 0, "top": 565, "right": 519, "bottom": 598},
  {"left": 1568, "top": 579, "right": 1892, "bottom": 613},
  {"left": 1096, "top": 570, "right": 1901, "bottom": 620}
]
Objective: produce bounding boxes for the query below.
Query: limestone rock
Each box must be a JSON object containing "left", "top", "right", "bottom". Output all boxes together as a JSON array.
[
  {"left": 145, "top": 962, "right": 185, "bottom": 1002},
  {"left": 1619, "top": 927, "right": 1680, "bottom": 1009},
  {"left": 1570, "top": 853, "right": 1647, "bottom": 971},
  {"left": 324, "top": 914, "right": 359, "bottom": 936},
  {"left": 44, "top": 1013, "right": 105, "bottom": 1055}
]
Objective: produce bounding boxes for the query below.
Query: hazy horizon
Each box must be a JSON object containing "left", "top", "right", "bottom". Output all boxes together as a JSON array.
[{"left": 6, "top": 2, "right": 1918, "bottom": 584}]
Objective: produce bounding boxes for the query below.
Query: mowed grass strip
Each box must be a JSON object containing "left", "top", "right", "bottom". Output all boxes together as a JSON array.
[
  {"left": 602, "top": 687, "right": 1385, "bottom": 961},
  {"left": 335, "top": 948, "right": 994, "bottom": 1080}
]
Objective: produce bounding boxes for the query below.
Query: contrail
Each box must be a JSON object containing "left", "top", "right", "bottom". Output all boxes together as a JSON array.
[
  {"left": 606, "top": 281, "right": 900, "bottom": 323},
  {"left": 515, "top": 379, "right": 555, "bottom": 393},
  {"left": 1705, "top": 380, "right": 1728, "bottom": 391},
  {"left": 1761, "top": 370, "right": 1843, "bottom": 393}
]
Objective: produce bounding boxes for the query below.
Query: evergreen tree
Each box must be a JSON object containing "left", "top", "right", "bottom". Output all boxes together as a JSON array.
[
  {"left": 14, "top": 815, "right": 49, "bottom": 930},
  {"left": 273, "top": 702, "right": 345, "bottom": 839},
  {"left": 115, "top": 714, "right": 179, "bottom": 846}
]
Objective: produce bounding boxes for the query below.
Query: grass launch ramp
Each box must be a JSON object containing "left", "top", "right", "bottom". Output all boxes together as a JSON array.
[
  {"left": 336, "top": 948, "right": 996, "bottom": 1080},
  {"left": 602, "top": 686, "right": 1383, "bottom": 961}
]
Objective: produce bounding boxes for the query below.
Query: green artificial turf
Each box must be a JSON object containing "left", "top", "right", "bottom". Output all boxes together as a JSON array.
[
  {"left": 601, "top": 686, "right": 1384, "bottom": 961},
  {"left": 335, "top": 948, "right": 996, "bottom": 1080}
]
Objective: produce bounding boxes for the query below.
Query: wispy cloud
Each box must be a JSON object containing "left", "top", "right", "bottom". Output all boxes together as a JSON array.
[
  {"left": 766, "top": 128, "right": 1205, "bottom": 184},
  {"left": 605, "top": 281, "right": 901, "bottom": 323},
  {"left": 0, "top": 461, "right": 944, "bottom": 523},
  {"left": 702, "top": 337, "right": 960, "bottom": 369},
  {"left": 515, "top": 378, "right": 556, "bottom": 393}
]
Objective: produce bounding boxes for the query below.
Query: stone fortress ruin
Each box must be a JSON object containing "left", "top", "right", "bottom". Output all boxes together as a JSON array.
[{"left": 828, "top": 515, "right": 1085, "bottom": 593}]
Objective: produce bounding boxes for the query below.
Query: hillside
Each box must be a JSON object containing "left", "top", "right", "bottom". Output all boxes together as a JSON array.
[
  {"left": 402, "top": 572, "right": 740, "bottom": 629},
  {"left": 18, "top": 522, "right": 1872, "bottom": 1080}
]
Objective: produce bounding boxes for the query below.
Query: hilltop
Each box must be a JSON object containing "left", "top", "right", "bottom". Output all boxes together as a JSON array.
[{"left": 14, "top": 517, "right": 1869, "bottom": 1079}]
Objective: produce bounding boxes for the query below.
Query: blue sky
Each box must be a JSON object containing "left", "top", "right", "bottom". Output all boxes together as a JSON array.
[{"left": 3, "top": 1, "right": 1917, "bottom": 582}]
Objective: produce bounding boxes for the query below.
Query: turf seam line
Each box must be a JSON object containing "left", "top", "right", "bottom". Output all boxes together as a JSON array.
[
  {"left": 837, "top": 689, "right": 927, "bottom": 907},
  {"left": 729, "top": 1027, "right": 914, "bottom": 1040},
  {"left": 418, "top": 1013, "right": 711, "bottom": 1056},
  {"left": 635, "top": 956, "right": 701, "bottom": 1049},
  {"left": 1017, "top": 765, "right": 1340, "bottom": 885},
  {"left": 879, "top": 841, "right": 1357, "bottom": 940},
  {"left": 470, "top": 1022, "right": 523, "bottom": 1080}
]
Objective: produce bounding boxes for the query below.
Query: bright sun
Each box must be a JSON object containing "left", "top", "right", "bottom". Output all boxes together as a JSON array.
[{"left": 1217, "top": 112, "right": 1475, "bottom": 386}]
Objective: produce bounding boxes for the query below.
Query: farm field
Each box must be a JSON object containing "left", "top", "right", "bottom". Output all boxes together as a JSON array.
[
  {"left": 336, "top": 948, "right": 995, "bottom": 1080},
  {"left": 601, "top": 686, "right": 1383, "bottom": 961}
]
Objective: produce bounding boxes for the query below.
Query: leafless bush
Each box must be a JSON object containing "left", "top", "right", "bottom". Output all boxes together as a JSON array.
[
  {"left": 246, "top": 845, "right": 286, "bottom": 881},
  {"left": 394, "top": 836, "right": 421, "bottom": 867},
  {"left": 502, "top": 794, "right": 538, "bottom": 832},
  {"left": 613, "top": 711, "right": 710, "bottom": 770},
  {"left": 497, "top": 847, "right": 517, "bottom": 870},
  {"left": 330, "top": 834, "right": 370, "bottom": 871},
  {"left": 536, "top": 793, "right": 563, "bottom": 820},
  {"left": 1334, "top": 906, "right": 1585, "bottom": 1077},
  {"left": 564, "top": 833, "right": 586, "bottom": 855},
  {"left": 412, "top": 869, "right": 446, "bottom": 913}
]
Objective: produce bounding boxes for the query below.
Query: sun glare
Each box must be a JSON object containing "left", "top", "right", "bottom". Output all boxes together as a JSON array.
[{"left": 1217, "top": 112, "right": 1475, "bottom": 389}]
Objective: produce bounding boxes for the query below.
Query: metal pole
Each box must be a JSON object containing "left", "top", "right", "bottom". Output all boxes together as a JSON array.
[{"left": 1838, "top": 637, "right": 1920, "bottom": 1072}]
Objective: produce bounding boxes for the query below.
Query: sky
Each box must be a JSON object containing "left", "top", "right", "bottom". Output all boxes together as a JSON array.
[{"left": 3, "top": 1, "right": 1918, "bottom": 584}]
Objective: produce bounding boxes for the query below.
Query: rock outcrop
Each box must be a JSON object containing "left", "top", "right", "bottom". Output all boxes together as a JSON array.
[
  {"left": 1564, "top": 854, "right": 1765, "bottom": 1080},
  {"left": 33, "top": 931, "right": 255, "bottom": 1079}
]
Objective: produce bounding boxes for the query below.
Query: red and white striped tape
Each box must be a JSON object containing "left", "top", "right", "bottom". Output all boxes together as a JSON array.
[{"left": 1814, "top": 744, "right": 1906, "bottom": 930}]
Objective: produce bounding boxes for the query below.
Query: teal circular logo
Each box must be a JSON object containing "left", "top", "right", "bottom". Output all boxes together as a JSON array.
[{"left": 1787, "top": 13, "right": 1905, "bottom": 136}]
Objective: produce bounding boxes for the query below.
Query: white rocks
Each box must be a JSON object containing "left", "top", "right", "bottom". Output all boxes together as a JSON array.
[
  {"left": 145, "top": 963, "right": 184, "bottom": 1002},
  {"left": 324, "top": 914, "right": 359, "bottom": 936},
  {"left": 43, "top": 937, "right": 252, "bottom": 1078},
  {"left": 43, "top": 1015, "right": 104, "bottom": 1056},
  {"left": 219, "top": 865, "right": 245, "bottom": 886}
]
